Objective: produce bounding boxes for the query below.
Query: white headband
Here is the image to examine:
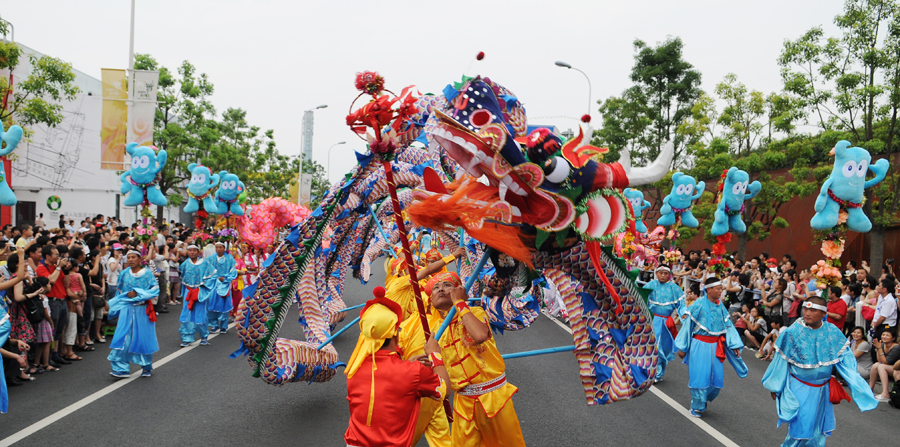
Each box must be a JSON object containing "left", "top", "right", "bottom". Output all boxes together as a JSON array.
[
  {"left": 703, "top": 281, "right": 723, "bottom": 289},
  {"left": 655, "top": 266, "right": 671, "bottom": 273},
  {"left": 186, "top": 245, "right": 199, "bottom": 250},
  {"left": 126, "top": 250, "right": 141, "bottom": 257},
  {"left": 803, "top": 301, "right": 828, "bottom": 312},
  {"left": 215, "top": 241, "right": 226, "bottom": 247}
]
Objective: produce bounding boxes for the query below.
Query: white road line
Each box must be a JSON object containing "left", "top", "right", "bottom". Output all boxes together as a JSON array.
[
  {"left": 540, "top": 311, "right": 740, "bottom": 447},
  {"left": 0, "top": 323, "right": 237, "bottom": 447}
]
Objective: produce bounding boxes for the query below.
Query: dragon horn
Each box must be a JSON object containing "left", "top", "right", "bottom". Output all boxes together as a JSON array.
[{"left": 623, "top": 141, "right": 674, "bottom": 187}]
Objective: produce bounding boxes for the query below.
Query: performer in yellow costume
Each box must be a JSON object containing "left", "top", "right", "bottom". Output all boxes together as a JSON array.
[
  {"left": 429, "top": 271, "right": 525, "bottom": 447},
  {"left": 384, "top": 247, "right": 465, "bottom": 320}
]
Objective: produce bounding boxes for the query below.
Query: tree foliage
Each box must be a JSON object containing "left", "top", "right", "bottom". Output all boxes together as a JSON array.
[{"left": 0, "top": 42, "right": 79, "bottom": 132}]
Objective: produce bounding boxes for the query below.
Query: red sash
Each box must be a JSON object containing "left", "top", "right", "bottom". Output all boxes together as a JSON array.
[
  {"left": 654, "top": 314, "right": 679, "bottom": 338},
  {"left": 145, "top": 300, "right": 157, "bottom": 323},
  {"left": 791, "top": 374, "right": 852, "bottom": 405},
  {"left": 185, "top": 286, "right": 200, "bottom": 311},
  {"left": 693, "top": 334, "right": 726, "bottom": 362}
]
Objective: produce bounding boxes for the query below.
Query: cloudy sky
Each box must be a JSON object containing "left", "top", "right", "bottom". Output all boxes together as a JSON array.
[{"left": 2, "top": 0, "right": 844, "bottom": 183}]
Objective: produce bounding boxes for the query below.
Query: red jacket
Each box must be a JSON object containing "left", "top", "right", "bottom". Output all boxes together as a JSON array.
[
  {"left": 827, "top": 299, "right": 848, "bottom": 328},
  {"left": 345, "top": 350, "right": 441, "bottom": 447}
]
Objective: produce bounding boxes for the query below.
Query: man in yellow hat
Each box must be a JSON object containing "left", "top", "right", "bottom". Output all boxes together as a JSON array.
[
  {"left": 428, "top": 271, "right": 525, "bottom": 447},
  {"left": 345, "top": 286, "right": 450, "bottom": 447},
  {"left": 385, "top": 246, "right": 465, "bottom": 320}
]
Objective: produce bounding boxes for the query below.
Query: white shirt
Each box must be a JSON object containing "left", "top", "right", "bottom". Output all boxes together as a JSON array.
[{"left": 874, "top": 293, "right": 897, "bottom": 327}]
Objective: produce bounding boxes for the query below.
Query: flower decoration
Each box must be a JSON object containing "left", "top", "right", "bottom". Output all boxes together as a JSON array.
[
  {"left": 821, "top": 238, "right": 845, "bottom": 260},
  {"left": 133, "top": 224, "right": 158, "bottom": 243},
  {"left": 663, "top": 248, "right": 682, "bottom": 264},
  {"left": 707, "top": 257, "right": 732, "bottom": 275},
  {"left": 355, "top": 71, "right": 385, "bottom": 96},
  {"left": 810, "top": 260, "right": 843, "bottom": 288}
]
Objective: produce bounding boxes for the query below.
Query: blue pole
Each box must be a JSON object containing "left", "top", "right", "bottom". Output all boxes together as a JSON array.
[
  {"left": 434, "top": 248, "right": 492, "bottom": 341},
  {"left": 369, "top": 204, "right": 397, "bottom": 258},
  {"left": 316, "top": 316, "right": 360, "bottom": 350},
  {"left": 342, "top": 302, "right": 366, "bottom": 312},
  {"left": 501, "top": 345, "right": 575, "bottom": 360}
]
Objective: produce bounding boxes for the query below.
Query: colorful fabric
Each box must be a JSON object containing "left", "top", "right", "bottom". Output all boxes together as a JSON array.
[
  {"left": 450, "top": 398, "right": 525, "bottom": 447},
  {"left": 425, "top": 271, "right": 461, "bottom": 296},
  {"left": 398, "top": 310, "right": 452, "bottom": 447}
]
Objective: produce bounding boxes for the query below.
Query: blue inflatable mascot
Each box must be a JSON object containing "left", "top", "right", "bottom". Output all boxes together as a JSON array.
[
  {"left": 810, "top": 140, "right": 889, "bottom": 232},
  {"left": 120, "top": 143, "right": 168, "bottom": 207},
  {"left": 214, "top": 171, "right": 244, "bottom": 216},
  {"left": 183, "top": 163, "right": 220, "bottom": 213},
  {"left": 623, "top": 188, "right": 651, "bottom": 233},
  {"left": 711, "top": 167, "right": 761, "bottom": 236},
  {"left": 0, "top": 122, "right": 23, "bottom": 207},
  {"left": 657, "top": 172, "right": 704, "bottom": 228}
]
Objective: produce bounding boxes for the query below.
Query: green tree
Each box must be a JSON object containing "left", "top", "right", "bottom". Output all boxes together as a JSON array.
[
  {"left": 715, "top": 74, "right": 767, "bottom": 157},
  {"left": 293, "top": 158, "right": 330, "bottom": 210},
  {"left": 0, "top": 40, "right": 79, "bottom": 132}
]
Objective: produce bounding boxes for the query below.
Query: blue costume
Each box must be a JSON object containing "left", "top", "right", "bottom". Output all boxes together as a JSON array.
[
  {"left": 179, "top": 258, "right": 215, "bottom": 344},
  {"left": 107, "top": 267, "right": 160, "bottom": 376},
  {"left": 0, "top": 122, "right": 24, "bottom": 206},
  {"left": 205, "top": 252, "right": 237, "bottom": 333},
  {"left": 762, "top": 320, "right": 877, "bottom": 446},
  {"left": 0, "top": 309, "right": 10, "bottom": 413},
  {"left": 675, "top": 295, "right": 748, "bottom": 415},
  {"left": 644, "top": 278, "right": 687, "bottom": 382}
]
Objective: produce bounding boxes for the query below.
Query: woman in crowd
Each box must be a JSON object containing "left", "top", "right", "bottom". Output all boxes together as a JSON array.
[
  {"left": 739, "top": 306, "right": 767, "bottom": 350},
  {"left": 868, "top": 329, "right": 900, "bottom": 402},
  {"left": 761, "top": 278, "right": 786, "bottom": 318},
  {"left": 60, "top": 258, "right": 83, "bottom": 361},
  {"left": 28, "top": 277, "right": 56, "bottom": 372},
  {"left": 6, "top": 249, "right": 34, "bottom": 378},
  {"left": 850, "top": 326, "right": 873, "bottom": 380},
  {"left": 859, "top": 278, "right": 878, "bottom": 332}
]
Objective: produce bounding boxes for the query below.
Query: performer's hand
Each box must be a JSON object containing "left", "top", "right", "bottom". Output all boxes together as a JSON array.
[
  {"left": 733, "top": 349, "right": 741, "bottom": 358},
  {"left": 409, "top": 354, "right": 431, "bottom": 368},
  {"left": 452, "top": 247, "right": 466, "bottom": 259},
  {"left": 218, "top": 277, "right": 224, "bottom": 282},
  {"left": 677, "top": 351, "right": 686, "bottom": 359},
  {"left": 127, "top": 291, "right": 138, "bottom": 298},
  {"left": 770, "top": 392, "right": 777, "bottom": 401},
  {"left": 424, "top": 336, "right": 440, "bottom": 355},
  {"left": 450, "top": 286, "right": 466, "bottom": 304}
]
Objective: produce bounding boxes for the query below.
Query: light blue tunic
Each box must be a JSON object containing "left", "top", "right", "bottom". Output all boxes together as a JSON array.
[
  {"left": 675, "top": 296, "right": 748, "bottom": 413},
  {"left": 107, "top": 267, "right": 159, "bottom": 372},
  {"left": 645, "top": 279, "right": 688, "bottom": 380},
  {"left": 178, "top": 258, "right": 214, "bottom": 325},
  {"left": 0, "top": 309, "right": 10, "bottom": 413},
  {"left": 761, "top": 320, "right": 877, "bottom": 446},
  {"left": 204, "top": 254, "right": 237, "bottom": 313}
]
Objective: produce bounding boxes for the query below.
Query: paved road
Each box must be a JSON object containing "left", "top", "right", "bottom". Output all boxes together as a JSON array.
[{"left": 1, "top": 265, "right": 898, "bottom": 446}]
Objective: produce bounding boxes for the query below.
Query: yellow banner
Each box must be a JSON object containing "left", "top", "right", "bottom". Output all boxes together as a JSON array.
[
  {"left": 288, "top": 172, "right": 300, "bottom": 204},
  {"left": 101, "top": 69, "right": 127, "bottom": 170}
]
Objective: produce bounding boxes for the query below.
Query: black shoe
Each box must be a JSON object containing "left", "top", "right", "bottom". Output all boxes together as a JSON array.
[
  {"left": 51, "top": 353, "right": 70, "bottom": 365},
  {"left": 159, "top": 308, "right": 169, "bottom": 314},
  {"left": 49, "top": 360, "right": 63, "bottom": 368},
  {"left": 56, "top": 356, "right": 72, "bottom": 365},
  {"left": 7, "top": 377, "right": 23, "bottom": 387}
]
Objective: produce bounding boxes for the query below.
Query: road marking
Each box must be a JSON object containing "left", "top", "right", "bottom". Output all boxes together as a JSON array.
[
  {"left": 0, "top": 323, "right": 236, "bottom": 447},
  {"left": 541, "top": 311, "right": 740, "bottom": 447}
]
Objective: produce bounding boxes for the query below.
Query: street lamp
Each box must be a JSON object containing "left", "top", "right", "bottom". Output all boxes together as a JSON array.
[
  {"left": 555, "top": 60, "right": 592, "bottom": 116},
  {"left": 327, "top": 141, "right": 347, "bottom": 182}
]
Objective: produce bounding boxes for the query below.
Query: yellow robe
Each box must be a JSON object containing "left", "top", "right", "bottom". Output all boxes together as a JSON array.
[
  {"left": 440, "top": 307, "right": 525, "bottom": 447},
  {"left": 398, "top": 311, "right": 451, "bottom": 447},
  {"left": 384, "top": 273, "right": 429, "bottom": 321}
]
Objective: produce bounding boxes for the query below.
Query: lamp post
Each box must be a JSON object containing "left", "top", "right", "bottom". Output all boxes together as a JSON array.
[
  {"left": 327, "top": 141, "right": 347, "bottom": 182},
  {"left": 555, "top": 61, "right": 592, "bottom": 116}
]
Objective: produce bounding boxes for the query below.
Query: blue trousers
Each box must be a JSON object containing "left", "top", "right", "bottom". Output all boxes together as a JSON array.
[
  {"left": 179, "top": 322, "right": 209, "bottom": 343},
  {"left": 207, "top": 311, "right": 229, "bottom": 331},
  {"left": 108, "top": 332, "right": 153, "bottom": 374}
]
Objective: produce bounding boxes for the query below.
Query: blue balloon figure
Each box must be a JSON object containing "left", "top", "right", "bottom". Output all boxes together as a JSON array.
[
  {"left": 183, "top": 163, "right": 220, "bottom": 213},
  {"left": 0, "top": 122, "right": 23, "bottom": 206},
  {"left": 710, "top": 167, "right": 761, "bottom": 236},
  {"left": 214, "top": 171, "right": 245, "bottom": 216},
  {"left": 120, "top": 143, "right": 168, "bottom": 207},
  {"left": 810, "top": 140, "right": 890, "bottom": 232},
  {"left": 623, "top": 188, "right": 651, "bottom": 233},
  {"left": 657, "top": 172, "right": 704, "bottom": 228}
]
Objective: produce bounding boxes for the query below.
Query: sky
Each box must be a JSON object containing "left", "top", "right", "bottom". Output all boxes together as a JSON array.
[{"left": 1, "top": 0, "right": 846, "bottom": 184}]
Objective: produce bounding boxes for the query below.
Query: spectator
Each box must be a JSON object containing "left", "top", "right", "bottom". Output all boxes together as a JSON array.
[
  {"left": 759, "top": 316, "right": 785, "bottom": 360},
  {"left": 761, "top": 278, "right": 786, "bottom": 318},
  {"left": 845, "top": 260, "right": 858, "bottom": 280},
  {"left": 739, "top": 306, "right": 767, "bottom": 350},
  {"left": 28, "top": 276, "right": 56, "bottom": 372},
  {"left": 37, "top": 245, "right": 70, "bottom": 367},
  {"left": 850, "top": 326, "right": 873, "bottom": 379},
  {"left": 868, "top": 329, "right": 900, "bottom": 402},
  {"left": 4, "top": 249, "right": 33, "bottom": 378},
  {"left": 859, "top": 278, "right": 878, "bottom": 332},
  {"left": 846, "top": 283, "right": 864, "bottom": 333},
  {"left": 825, "top": 286, "right": 847, "bottom": 329},
  {"left": 34, "top": 213, "right": 46, "bottom": 228},
  {"left": 871, "top": 278, "right": 897, "bottom": 339},
  {"left": 15, "top": 224, "right": 32, "bottom": 249},
  {"left": 61, "top": 258, "right": 84, "bottom": 361}
]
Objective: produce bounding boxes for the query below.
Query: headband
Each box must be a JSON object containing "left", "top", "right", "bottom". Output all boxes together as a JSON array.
[
  {"left": 215, "top": 241, "right": 226, "bottom": 247},
  {"left": 126, "top": 249, "right": 141, "bottom": 257},
  {"left": 655, "top": 266, "right": 671, "bottom": 273},
  {"left": 186, "top": 244, "right": 199, "bottom": 250},
  {"left": 802, "top": 301, "right": 828, "bottom": 312},
  {"left": 703, "top": 281, "right": 723, "bottom": 289}
]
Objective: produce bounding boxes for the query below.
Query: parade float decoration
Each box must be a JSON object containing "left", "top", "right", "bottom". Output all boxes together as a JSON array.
[
  {"left": 213, "top": 171, "right": 245, "bottom": 216},
  {"left": 234, "top": 64, "right": 675, "bottom": 405},
  {"left": 657, "top": 172, "right": 703, "bottom": 228},
  {"left": 623, "top": 188, "right": 651, "bottom": 233},
  {"left": 808, "top": 140, "right": 890, "bottom": 289},
  {"left": 120, "top": 143, "right": 168, "bottom": 207},
  {"left": 710, "top": 167, "right": 761, "bottom": 236},
  {"left": 0, "top": 122, "right": 23, "bottom": 206},
  {"left": 614, "top": 225, "right": 665, "bottom": 270},
  {"left": 183, "top": 163, "right": 220, "bottom": 213},
  {"left": 235, "top": 197, "right": 311, "bottom": 251}
]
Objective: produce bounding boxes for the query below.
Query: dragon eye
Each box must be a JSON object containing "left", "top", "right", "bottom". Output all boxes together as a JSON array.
[
  {"left": 544, "top": 157, "right": 570, "bottom": 183},
  {"left": 469, "top": 109, "right": 493, "bottom": 128},
  {"left": 842, "top": 160, "right": 856, "bottom": 178}
]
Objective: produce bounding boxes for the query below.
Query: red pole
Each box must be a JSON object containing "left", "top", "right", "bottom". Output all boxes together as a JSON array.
[{"left": 381, "top": 160, "right": 432, "bottom": 340}]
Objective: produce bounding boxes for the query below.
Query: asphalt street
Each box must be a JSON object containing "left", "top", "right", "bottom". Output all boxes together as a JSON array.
[{"left": 1, "top": 263, "right": 898, "bottom": 446}]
